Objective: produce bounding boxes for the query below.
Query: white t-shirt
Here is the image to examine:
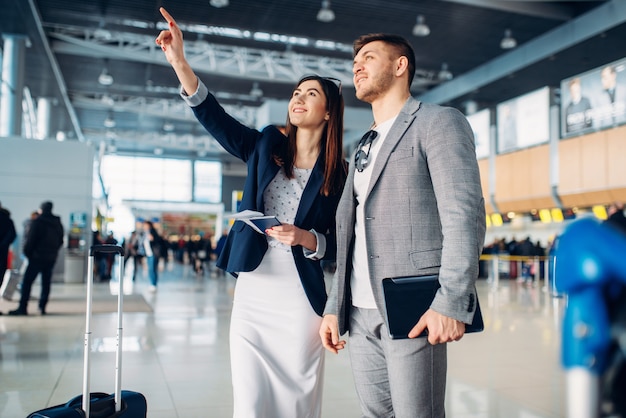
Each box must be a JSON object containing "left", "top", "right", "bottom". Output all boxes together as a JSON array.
[
  {"left": 350, "top": 116, "right": 397, "bottom": 309},
  {"left": 142, "top": 233, "right": 153, "bottom": 257}
]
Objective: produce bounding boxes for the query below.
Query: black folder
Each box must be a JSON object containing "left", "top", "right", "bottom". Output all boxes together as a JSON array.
[{"left": 381, "top": 275, "right": 484, "bottom": 339}]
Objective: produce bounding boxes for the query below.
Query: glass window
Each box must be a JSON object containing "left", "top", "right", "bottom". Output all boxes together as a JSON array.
[
  {"left": 194, "top": 160, "right": 222, "bottom": 203},
  {"left": 100, "top": 155, "right": 203, "bottom": 203}
]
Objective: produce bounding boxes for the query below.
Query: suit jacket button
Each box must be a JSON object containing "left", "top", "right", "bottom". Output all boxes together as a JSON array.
[{"left": 468, "top": 294, "right": 475, "bottom": 312}]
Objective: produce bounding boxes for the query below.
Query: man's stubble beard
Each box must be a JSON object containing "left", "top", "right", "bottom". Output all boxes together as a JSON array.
[{"left": 355, "top": 69, "right": 395, "bottom": 104}]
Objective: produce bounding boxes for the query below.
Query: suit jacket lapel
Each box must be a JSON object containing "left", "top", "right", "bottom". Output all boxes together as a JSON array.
[{"left": 366, "top": 97, "right": 421, "bottom": 198}]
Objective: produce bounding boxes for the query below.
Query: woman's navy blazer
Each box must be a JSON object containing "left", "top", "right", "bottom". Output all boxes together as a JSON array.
[{"left": 191, "top": 93, "right": 342, "bottom": 316}]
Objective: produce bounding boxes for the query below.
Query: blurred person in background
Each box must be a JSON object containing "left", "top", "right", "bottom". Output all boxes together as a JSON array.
[
  {"left": 0, "top": 201, "right": 17, "bottom": 307},
  {"left": 141, "top": 220, "right": 163, "bottom": 292},
  {"left": 605, "top": 201, "right": 626, "bottom": 236},
  {"left": 9, "top": 201, "right": 63, "bottom": 316}
]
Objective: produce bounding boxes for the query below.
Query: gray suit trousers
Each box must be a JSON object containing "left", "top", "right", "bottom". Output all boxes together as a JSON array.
[{"left": 348, "top": 307, "right": 447, "bottom": 418}]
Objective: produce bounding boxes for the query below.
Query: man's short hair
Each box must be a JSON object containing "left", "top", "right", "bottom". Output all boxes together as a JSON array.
[
  {"left": 603, "top": 65, "right": 616, "bottom": 76},
  {"left": 353, "top": 33, "right": 416, "bottom": 88},
  {"left": 40, "top": 201, "right": 53, "bottom": 213},
  {"left": 569, "top": 77, "right": 581, "bottom": 88}
]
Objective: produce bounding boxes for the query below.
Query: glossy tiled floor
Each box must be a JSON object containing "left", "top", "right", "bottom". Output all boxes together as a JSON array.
[{"left": 1, "top": 260, "right": 567, "bottom": 417}]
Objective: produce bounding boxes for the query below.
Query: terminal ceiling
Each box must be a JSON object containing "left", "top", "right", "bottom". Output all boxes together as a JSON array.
[{"left": 3, "top": 0, "right": 625, "bottom": 163}]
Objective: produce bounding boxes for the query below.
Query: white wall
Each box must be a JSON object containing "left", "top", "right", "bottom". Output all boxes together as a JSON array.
[{"left": 0, "top": 137, "right": 95, "bottom": 278}]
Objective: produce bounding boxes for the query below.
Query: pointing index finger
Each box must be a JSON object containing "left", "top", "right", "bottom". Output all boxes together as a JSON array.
[{"left": 159, "top": 7, "right": 176, "bottom": 26}]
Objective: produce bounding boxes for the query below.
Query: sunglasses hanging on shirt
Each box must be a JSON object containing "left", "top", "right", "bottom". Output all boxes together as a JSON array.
[{"left": 355, "top": 130, "right": 378, "bottom": 172}]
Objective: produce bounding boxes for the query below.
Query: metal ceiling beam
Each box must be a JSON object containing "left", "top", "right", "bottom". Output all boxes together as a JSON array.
[
  {"left": 48, "top": 26, "right": 353, "bottom": 84},
  {"left": 419, "top": 0, "right": 626, "bottom": 105},
  {"left": 47, "top": 25, "right": 444, "bottom": 90},
  {"left": 85, "top": 129, "right": 228, "bottom": 154},
  {"left": 71, "top": 93, "right": 258, "bottom": 127},
  {"left": 440, "top": 0, "right": 580, "bottom": 20},
  {"left": 74, "top": 93, "right": 256, "bottom": 155}
]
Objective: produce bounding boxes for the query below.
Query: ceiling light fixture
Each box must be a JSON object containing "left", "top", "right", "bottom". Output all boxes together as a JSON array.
[
  {"left": 103, "top": 114, "right": 116, "bottom": 128},
  {"left": 438, "top": 62, "right": 453, "bottom": 81},
  {"left": 317, "top": 1, "right": 335, "bottom": 23},
  {"left": 463, "top": 100, "right": 478, "bottom": 115},
  {"left": 210, "top": 0, "right": 229, "bottom": 8},
  {"left": 250, "top": 82, "right": 263, "bottom": 98},
  {"left": 412, "top": 14, "right": 430, "bottom": 37},
  {"left": 163, "top": 121, "right": 175, "bottom": 132},
  {"left": 98, "top": 68, "right": 114, "bottom": 86},
  {"left": 101, "top": 94, "right": 115, "bottom": 107},
  {"left": 93, "top": 28, "right": 112, "bottom": 40},
  {"left": 500, "top": 29, "right": 517, "bottom": 50}
]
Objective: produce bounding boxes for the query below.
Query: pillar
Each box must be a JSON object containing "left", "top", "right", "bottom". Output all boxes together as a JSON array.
[
  {"left": 36, "top": 97, "right": 52, "bottom": 139},
  {"left": 0, "top": 34, "right": 29, "bottom": 137}
]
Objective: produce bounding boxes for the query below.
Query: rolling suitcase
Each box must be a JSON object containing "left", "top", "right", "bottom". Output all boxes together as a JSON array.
[
  {"left": 1, "top": 268, "right": 21, "bottom": 301},
  {"left": 27, "top": 244, "right": 147, "bottom": 417}
]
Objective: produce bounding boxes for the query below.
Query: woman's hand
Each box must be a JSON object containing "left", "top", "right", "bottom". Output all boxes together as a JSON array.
[
  {"left": 319, "top": 314, "right": 346, "bottom": 354},
  {"left": 155, "top": 7, "right": 198, "bottom": 94},
  {"left": 265, "top": 224, "right": 317, "bottom": 251},
  {"left": 155, "top": 8, "right": 185, "bottom": 65}
]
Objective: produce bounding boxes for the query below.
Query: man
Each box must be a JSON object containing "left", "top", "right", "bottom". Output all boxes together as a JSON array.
[
  {"left": 320, "top": 33, "right": 486, "bottom": 417},
  {"left": 605, "top": 201, "right": 626, "bottom": 236},
  {"left": 9, "top": 201, "right": 64, "bottom": 316},
  {"left": 565, "top": 77, "right": 593, "bottom": 133},
  {"left": 602, "top": 65, "right": 618, "bottom": 105},
  {"left": 123, "top": 230, "right": 142, "bottom": 281},
  {"left": 516, "top": 236, "right": 535, "bottom": 285},
  {"left": 0, "top": 202, "right": 17, "bottom": 293},
  {"left": 598, "top": 65, "right": 626, "bottom": 126}
]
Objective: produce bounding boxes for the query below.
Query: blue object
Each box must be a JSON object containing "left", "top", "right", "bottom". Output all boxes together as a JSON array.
[{"left": 555, "top": 217, "right": 626, "bottom": 374}]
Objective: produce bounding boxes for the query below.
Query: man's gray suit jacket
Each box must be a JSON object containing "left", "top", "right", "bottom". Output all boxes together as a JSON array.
[{"left": 325, "top": 96, "right": 487, "bottom": 335}]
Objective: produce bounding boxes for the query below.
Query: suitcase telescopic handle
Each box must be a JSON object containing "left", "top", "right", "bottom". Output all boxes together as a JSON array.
[
  {"left": 84, "top": 243, "right": 126, "bottom": 415},
  {"left": 90, "top": 244, "right": 125, "bottom": 257}
]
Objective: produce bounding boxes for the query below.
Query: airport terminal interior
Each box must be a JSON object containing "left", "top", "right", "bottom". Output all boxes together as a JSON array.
[{"left": 2, "top": 0, "right": 626, "bottom": 417}]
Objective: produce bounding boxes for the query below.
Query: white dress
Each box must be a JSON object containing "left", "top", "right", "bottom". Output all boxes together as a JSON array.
[{"left": 229, "top": 167, "right": 325, "bottom": 418}]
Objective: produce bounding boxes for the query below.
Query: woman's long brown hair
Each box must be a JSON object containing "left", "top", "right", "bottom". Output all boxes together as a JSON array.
[{"left": 278, "top": 75, "right": 347, "bottom": 196}]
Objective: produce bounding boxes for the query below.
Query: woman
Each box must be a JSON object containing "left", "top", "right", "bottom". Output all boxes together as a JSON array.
[
  {"left": 141, "top": 220, "right": 161, "bottom": 292},
  {"left": 156, "top": 8, "right": 347, "bottom": 418}
]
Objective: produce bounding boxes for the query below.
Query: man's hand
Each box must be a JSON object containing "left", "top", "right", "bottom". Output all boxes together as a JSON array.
[
  {"left": 319, "top": 314, "right": 346, "bottom": 354},
  {"left": 408, "top": 308, "right": 465, "bottom": 345}
]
